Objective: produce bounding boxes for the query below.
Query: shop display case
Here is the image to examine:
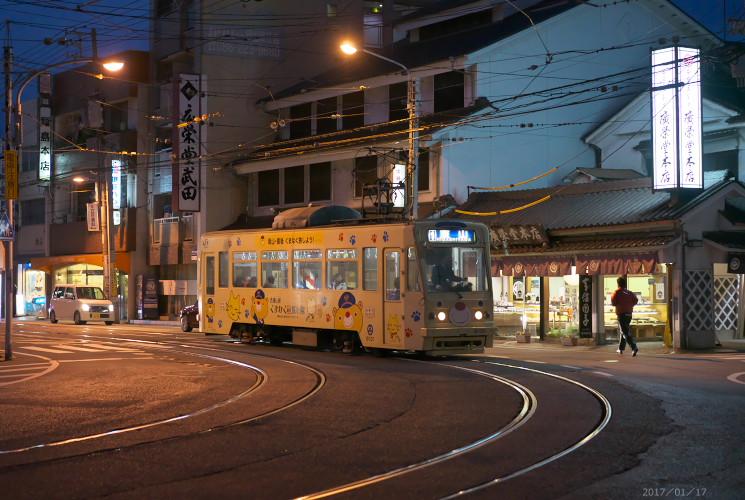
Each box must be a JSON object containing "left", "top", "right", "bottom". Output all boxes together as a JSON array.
[{"left": 603, "top": 303, "right": 666, "bottom": 338}]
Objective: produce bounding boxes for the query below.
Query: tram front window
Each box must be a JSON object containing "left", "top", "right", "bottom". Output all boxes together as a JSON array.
[{"left": 423, "top": 247, "right": 487, "bottom": 293}]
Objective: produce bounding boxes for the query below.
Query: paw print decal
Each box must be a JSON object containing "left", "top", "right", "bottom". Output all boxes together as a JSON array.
[
  {"left": 322, "top": 296, "right": 327, "bottom": 306},
  {"left": 411, "top": 311, "right": 421, "bottom": 322},
  {"left": 338, "top": 232, "right": 344, "bottom": 242},
  {"left": 236, "top": 237, "right": 242, "bottom": 246},
  {"left": 326, "top": 313, "right": 332, "bottom": 322},
  {"left": 350, "top": 235, "right": 356, "bottom": 245},
  {"left": 367, "top": 324, "right": 374, "bottom": 335},
  {"left": 405, "top": 328, "right": 412, "bottom": 337},
  {"left": 371, "top": 234, "right": 377, "bottom": 243},
  {"left": 218, "top": 320, "right": 223, "bottom": 328},
  {"left": 245, "top": 309, "right": 250, "bottom": 318},
  {"left": 383, "top": 231, "right": 389, "bottom": 242}
]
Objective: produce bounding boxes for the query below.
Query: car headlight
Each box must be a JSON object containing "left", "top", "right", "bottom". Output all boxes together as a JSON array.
[
  {"left": 82, "top": 304, "right": 90, "bottom": 311},
  {"left": 108, "top": 304, "right": 114, "bottom": 312}
]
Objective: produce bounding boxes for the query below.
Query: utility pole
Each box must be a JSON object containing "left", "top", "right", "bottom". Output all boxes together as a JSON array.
[
  {"left": 408, "top": 77, "right": 420, "bottom": 220},
  {"left": 3, "top": 40, "right": 14, "bottom": 360}
]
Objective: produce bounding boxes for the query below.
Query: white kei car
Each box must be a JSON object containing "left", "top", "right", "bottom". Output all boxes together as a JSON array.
[{"left": 49, "top": 284, "right": 115, "bottom": 325}]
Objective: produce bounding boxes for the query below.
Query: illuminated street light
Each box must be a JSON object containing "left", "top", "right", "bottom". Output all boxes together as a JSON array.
[{"left": 340, "top": 42, "right": 419, "bottom": 218}]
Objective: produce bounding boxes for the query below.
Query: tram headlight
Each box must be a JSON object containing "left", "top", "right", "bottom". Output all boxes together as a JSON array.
[
  {"left": 474, "top": 310, "right": 483, "bottom": 320},
  {"left": 437, "top": 311, "right": 447, "bottom": 321}
]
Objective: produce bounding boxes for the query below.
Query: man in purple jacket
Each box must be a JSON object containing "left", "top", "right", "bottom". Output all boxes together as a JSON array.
[{"left": 611, "top": 276, "right": 639, "bottom": 356}]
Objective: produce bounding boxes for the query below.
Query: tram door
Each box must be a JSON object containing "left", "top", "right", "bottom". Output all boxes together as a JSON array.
[
  {"left": 383, "top": 249, "right": 404, "bottom": 346},
  {"left": 202, "top": 253, "right": 216, "bottom": 333}
]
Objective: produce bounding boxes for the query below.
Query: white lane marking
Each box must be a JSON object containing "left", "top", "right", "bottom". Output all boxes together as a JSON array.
[
  {"left": 560, "top": 365, "right": 582, "bottom": 370},
  {"left": 61, "top": 345, "right": 109, "bottom": 352},
  {"left": 21, "top": 346, "right": 73, "bottom": 354},
  {"left": 591, "top": 371, "right": 614, "bottom": 377},
  {"left": 726, "top": 372, "right": 745, "bottom": 385},
  {"left": 523, "top": 360, "right": 546, "bottom": 364},
  {"left": 81, "top": 343, "right": 141, "bottom": 352},
  {"left": 0, "top": 355, "right": 59, "bottom": 386},
  {"left": 604, "top": 359, "right": 620, "bottom": 363}
]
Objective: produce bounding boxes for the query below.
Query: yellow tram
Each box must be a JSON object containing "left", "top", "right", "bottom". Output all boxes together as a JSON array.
[{"left": 198, "top": 206, "right": 496, "bottom": 355}]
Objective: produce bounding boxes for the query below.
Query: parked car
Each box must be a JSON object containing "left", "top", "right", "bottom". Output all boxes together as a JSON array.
[
  {"left": 49, "top": 285, "right": 114, "bottom": 325},
  {"left": 179, "top": 301, "right": 199, "bottom": 332}
]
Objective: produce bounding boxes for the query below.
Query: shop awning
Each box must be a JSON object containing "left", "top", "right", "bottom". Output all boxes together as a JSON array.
[
  {"left": 576, "top": 252, "right": 658, "bottom": 275},
  {"left": 30, "top": 252, "right": 131, "bottom": 274},
  {"left": 497, "top": 256, "right": 573, "bottom": 276}
]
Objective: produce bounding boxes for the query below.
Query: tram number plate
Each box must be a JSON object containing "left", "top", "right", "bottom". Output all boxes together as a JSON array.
[{"left": 91, "top": 313, "right": 101, "bottom": 318}]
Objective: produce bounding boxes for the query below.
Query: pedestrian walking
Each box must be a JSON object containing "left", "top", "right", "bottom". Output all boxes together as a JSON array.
[{"left": 611, "top": 276, "right": 639, "bottom": 356}]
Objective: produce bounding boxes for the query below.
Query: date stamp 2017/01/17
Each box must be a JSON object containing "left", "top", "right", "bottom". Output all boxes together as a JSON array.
[{"left": 642, "top": 488, "right": 706, "bottom": 497}]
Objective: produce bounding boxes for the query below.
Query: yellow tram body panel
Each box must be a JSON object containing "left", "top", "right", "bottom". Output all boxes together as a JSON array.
[{"left": 199, "top": 219, "right": 496, "bottom": 355}]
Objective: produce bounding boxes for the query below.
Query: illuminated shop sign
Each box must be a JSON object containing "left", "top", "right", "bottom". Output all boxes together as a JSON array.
[
  {"left": 427, "top": 230, "right": 476, "bottom": 243},
  {"left": 392, "top": 163, "right": 406, "bottom": 208},
  {"left": 38, "top": 73, "right": 52, "bottom": 181},
  {"left": 173, "top": 74, "right": 206, "bottom": 212},
  {"left": 651, "top": 47, "right": 702, "bottom": 190},
  {"left": 111, "top": 159, "right": 122, "bottom": 210}
]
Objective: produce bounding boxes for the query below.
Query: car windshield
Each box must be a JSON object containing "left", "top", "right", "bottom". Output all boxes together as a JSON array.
[{"left": 77, "top": 287, "right": 107, "bottom": 300}]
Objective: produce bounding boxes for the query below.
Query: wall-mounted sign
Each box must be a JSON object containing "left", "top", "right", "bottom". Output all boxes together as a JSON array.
[
  {"left": 111, "top": 159, "right": 122, "bottom": 210},
  {"left": 651, "top": 46, "right": 702, "bottom": 190},
  {"left": 4, "top": 150, "right": 18, "bottom": 200},
  {"left": 489, "top": 224, "right": 548, "bottom": 246},
  {"left": 86, "top": 202, "right": 100, "bottom": 231},
  {"left": 578, "top": 274, "right": 593, "bottom": 338},
  {"left": 172, "top": 74, "right": 206, "bottom": 213},
  {"left": 391, "top": 163, "right": 406, "bottom": 208},
  {"left": 38, "top": 73, "right": 52, "bottom": 181}
]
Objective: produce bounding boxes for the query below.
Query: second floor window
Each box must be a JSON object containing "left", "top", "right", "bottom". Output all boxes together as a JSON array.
[
  {"left": 257, "top": 162, "right": 332, "bottom": 207},
  {"left": 21, "top": 199, "right": 45, "bottom": 226}
]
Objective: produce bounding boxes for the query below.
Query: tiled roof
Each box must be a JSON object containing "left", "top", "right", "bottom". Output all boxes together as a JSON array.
[
  {"left": 453, "top": 171, "right": 739, "bottom": 231},
  {"left": 492, "top": 235, "right": 678, "bottom": 257}
]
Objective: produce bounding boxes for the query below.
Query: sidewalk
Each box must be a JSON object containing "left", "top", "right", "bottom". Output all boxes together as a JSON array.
[{"left": 490, "top": 337, "right": 745, "bottom": 354}]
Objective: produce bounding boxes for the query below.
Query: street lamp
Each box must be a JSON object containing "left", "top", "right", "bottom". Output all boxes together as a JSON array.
[
  {"left": 2, "top": 57, "right": 124, "bottom": 360},
  {"left": 340, "top": 42, "right": 419, "bottom": 219}
]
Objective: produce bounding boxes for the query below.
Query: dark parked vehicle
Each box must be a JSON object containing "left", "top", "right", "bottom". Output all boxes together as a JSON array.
[{"left": 179, "top": 302, "right": 199, "bottom": 332}]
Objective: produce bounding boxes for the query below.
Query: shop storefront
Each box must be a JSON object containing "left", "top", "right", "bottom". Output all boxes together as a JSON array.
[
  {"left": 30, "top": 253, "right": 131, "bottom": 322},
  {"left": 454, "top": 171, "right": 745, "bottom": 349}
]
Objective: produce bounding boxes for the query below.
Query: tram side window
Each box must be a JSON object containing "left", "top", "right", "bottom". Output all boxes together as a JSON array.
[
  {"left": 327, "top": 249, "right": 358, "bottom": 290},
  {"left": 293, "top": 250, "right": 323, "bottom": 289},
  {"left": 407, "top": 247, "right": 420, "bottom": 291},
  {"left": 385, "top": 250, "right": 401, "bottom": 300},
  {"left": 233, "top": 251, "right": 258, "bottom": 287},
  {"left": 262, "top": 251, "right": 289, "bottom": 288},
  {"left": 205, "top": 256, "right": 215, "bottom": 295},
  {"left": 363, "top": 247, "right": 378, "bottom": 290},
  {"left": 219, "top": 251, "right": 229, "bottom": 288}
]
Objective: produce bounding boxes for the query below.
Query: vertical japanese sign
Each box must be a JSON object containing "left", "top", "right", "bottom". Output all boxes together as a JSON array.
[
  {"left": 111, "top": 159, "right": 122, "bottom": 209},
  {"left": 651, "top": 47, "right": 702, "bottom": 190},
  {"left": 39, "top": 73, "right": 52, "bottom": 181},
  {"left": 86, "top": 202, "right": 100, "bottom": 231},
  {"left": 4, "top": 150, "right": 18, "bottom": 200},
  {"left": 391, "top": 163, "right": 406, "bottom": 208},
  {"left": 172, "top": 74, "right": 205, "bottom": 212},
  {"left": 578, "top": 274, "right": 593, "bottom": 338}
]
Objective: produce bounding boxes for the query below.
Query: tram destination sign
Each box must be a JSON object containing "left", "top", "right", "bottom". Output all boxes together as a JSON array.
[{"left": 428, "top": 229, "right": 476, "bottom": 243}]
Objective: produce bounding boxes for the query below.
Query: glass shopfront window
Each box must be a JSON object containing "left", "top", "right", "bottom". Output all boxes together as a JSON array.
[{"left": 603, "top": 270, "right": 667, "bottom": 341}]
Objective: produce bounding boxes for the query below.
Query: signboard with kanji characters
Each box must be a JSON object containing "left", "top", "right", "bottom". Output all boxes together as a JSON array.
[
  {"left": 651, "top": 47, "right": 702, "bottom": 190},
  {"left": 39, "top": 73, "right": 52, "bottom": 181},
  {"left": 4, "top": 150, "right": 18, "bottom": 200},
  {"left": 172, "top": 74, "right": 206, "bottom": 212},
  {"left": 578, "top": 274, "right": 593, "bottom": 338}
]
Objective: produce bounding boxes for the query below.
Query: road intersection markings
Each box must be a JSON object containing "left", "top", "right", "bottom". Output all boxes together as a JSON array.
[{"left": 726, "top": 372, "right": 745, "bottom": 385}]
